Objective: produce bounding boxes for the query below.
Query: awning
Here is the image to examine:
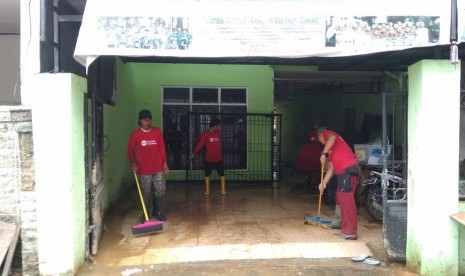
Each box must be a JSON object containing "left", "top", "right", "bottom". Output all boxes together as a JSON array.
[{"left": 74, "top": 0, "right": 458, "bottom": 69}]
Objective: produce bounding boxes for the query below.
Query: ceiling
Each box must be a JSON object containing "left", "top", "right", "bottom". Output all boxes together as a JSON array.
[{"left": 0, "top": 0, "right": 20, "bottom": 34}]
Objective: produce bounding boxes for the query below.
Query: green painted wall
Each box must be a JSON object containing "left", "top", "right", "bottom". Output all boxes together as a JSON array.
[
  {"left": 127, "top": 63, "right": 274, "bottom": 113},
  {"left": 102, "top": 58, "right": 139, "bottom": 208},
  {"left": 102, "top": 63, "right": 274, "bottom": 208},
  {"left": 103, "top": 61, "right": 409, "bottom": 207},
  {"left": 70, "top": 75, "right": 87, "bottom": 272},
  {"left": 460, "top": 202, "right": 465, "bottom": 275},
  {"left": 103, "top": 61, "right": 408, "bottom": 208}
]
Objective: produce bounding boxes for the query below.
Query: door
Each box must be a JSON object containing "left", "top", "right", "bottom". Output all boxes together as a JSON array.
[{"left": 181, "top": 112, "right": 282, "bottom": 183}]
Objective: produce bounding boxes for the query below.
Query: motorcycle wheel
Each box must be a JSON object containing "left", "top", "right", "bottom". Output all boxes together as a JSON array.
[{"left": 364, "top": 185, "right": 384, "bottom": 222}]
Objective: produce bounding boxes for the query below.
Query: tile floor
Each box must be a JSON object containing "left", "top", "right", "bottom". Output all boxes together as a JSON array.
[{"left": 88, "top": 177, "right": 387, "bottom": 270}]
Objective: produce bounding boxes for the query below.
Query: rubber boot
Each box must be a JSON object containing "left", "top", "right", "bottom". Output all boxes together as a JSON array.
[
  {"left": 204, "top": 176, "right": 210, "bottom": 196},
  {"left": 220, "top": 176, "right": 227, "bottom": 195},
  {"left": 153, "top": 197, "right": 167, "bottom": 221},
  {"left": 327, "top": 204, "right": 341, "bottom": 229}
]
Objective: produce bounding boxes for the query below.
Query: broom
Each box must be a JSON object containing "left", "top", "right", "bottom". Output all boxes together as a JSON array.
[
  {"left": 304, "top": 163, "right": 332, "bottom": 227},
  {"left": 131, "top": 172, "right": 164, "bottom": 235}
]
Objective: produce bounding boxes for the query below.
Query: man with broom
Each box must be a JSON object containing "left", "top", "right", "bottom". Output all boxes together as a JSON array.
[
  {"left": 128, "top": 109, "right": 169, "bottom": 222},
  {"left": 317, "top": 127, "right": 360, "bottom": 240},
  {"left": 190, "top": 118, "right": 226, "bottom": 196}
]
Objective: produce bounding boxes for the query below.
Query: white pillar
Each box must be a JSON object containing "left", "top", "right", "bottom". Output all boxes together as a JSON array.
[
  {"left": 31, "top": 73, "right": 87, "bottom": 275},
  {"left": 406, "top": 60, "right": 460, "bottom": 275}
]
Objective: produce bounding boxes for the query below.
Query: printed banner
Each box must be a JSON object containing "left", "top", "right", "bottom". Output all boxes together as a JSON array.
[{"left": 74, "top": 0, "right": 453, "bottom": 67}]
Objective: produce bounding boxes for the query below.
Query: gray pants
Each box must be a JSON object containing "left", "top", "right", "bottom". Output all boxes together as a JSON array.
[{"left": 139, "top": 173, "right": 166, "bottom": 209}]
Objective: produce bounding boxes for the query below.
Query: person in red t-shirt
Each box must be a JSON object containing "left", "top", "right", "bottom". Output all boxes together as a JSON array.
[
  {"left": 296, "top": 130, "right": 323, "bottom": 193},
  {"left": 317, "top": 127, "right": 360, "bottom": 240},
  {"left": 305, "top": 119, "right": 321, "bottom": 144},
  {"left": 190, "top": 118, "right": 226, "bottom": 196},
  {"left": 128, "top": 109, "right": 169, "bottom": 221}
]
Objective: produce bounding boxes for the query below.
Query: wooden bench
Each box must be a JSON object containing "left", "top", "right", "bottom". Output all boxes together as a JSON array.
[{"left": 0, "top": 221, "right": 20, "bottom": 276}]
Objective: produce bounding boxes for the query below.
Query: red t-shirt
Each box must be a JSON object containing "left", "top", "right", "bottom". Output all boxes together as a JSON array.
[
  {"left": 193, "top": 130, "right": 223, "bottom": 162},
  {"left": 322, "top": 130, "right": 358, "bottom": 174},
  {"left": 127, "top": 127, "right": 167, "bottom": 175},
  {"left": 307, "top": 129, "right": 319, "bottom": 142},
  {"left": 296, "top": 141, "right": 323, "bottom": 173}
]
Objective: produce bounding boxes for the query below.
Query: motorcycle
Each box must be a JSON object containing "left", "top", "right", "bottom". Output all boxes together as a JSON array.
[{"left": 362, "top": 169, "right": 407, "bottom": 222}]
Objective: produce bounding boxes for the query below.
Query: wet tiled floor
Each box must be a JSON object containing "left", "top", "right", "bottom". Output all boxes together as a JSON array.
[{"left": 77, "top": 177, "right": 413, "bottom": 275}]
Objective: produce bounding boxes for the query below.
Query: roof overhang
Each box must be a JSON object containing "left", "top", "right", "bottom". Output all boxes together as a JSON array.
[{"left": 74, "top": 0, "right": 461, "bottom": 71}]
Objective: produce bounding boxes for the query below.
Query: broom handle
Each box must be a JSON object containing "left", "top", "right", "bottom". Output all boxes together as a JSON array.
[
  {"left": 318, "top": 162, "right": 324, "bottom": 218},
  {"left": 134, "top": 172, "right": 149, "bottom": 221}
]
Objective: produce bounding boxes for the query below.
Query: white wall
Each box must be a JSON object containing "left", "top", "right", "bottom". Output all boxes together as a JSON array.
[{"left": 0, "top": 35, "right": 20, "bottom": 105}]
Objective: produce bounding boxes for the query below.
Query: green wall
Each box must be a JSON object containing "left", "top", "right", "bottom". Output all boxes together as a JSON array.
[
  {"left": 70, "top": 75, "right": 86, "bottom": 272},
  {"left": 460, "top": 202, "right": 465, "bottom": 274},
  {"left": 102, "top": 63, "right": 274, "bottom": 208},
  {"left": 102, "top": 62, "right": 406, "bottom": 208},
  {"left": 102, "top": 58, "right": 139, "bottom": 208},
  {"left": 127, "top": 63, "right": 274, "bottom": 114}
]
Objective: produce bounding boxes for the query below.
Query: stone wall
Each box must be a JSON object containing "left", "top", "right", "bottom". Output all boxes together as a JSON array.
[{"left": 0, "top": 106, "right": 38, "bottom": 275}]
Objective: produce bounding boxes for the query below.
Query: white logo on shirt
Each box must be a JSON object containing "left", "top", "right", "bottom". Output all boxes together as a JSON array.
[
  {"left": 209, "top": 138, "right": 220, "bottom": 142},
  {"left": 141, "top": 140, "right": 157, "bottom": 146}
]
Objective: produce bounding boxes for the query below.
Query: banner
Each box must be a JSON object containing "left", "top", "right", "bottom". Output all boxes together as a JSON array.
[{"left": 74, "top": 0, "right": 453, "bottom": 67}]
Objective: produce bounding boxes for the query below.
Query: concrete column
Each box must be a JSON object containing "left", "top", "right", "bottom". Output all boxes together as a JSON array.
[
  {"left": 30, "top": 73, "right": 86, "bottom": 275},
  {"left": 406, "top": 60, "right": 460, "bottom": 275}
]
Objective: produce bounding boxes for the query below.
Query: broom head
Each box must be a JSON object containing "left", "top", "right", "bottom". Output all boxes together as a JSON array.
[
  {"left": 304, "top": 215, "right": 333, "bottom": 228},
  {"left": 132, "top": 220, "right": 164, "bottom": 235},
  {"left": 304, "top": 215, "right": 332, "bottom": 224}
]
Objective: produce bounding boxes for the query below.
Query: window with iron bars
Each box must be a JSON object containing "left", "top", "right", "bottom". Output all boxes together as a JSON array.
[{"left": 162, "top": 87, "right": 247, "bottom": 170}]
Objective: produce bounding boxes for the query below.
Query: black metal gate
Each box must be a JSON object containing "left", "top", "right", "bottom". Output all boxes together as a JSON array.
[
  {"left": 83, "top": 93, "right": 105, "bottom": 256},
  {"left": 164, "top": 112, "right": 281, "bottom": 183}
]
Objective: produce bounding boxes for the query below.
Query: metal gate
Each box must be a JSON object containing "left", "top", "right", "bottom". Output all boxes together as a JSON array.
[
  {"left": 173, "top": 112, "right": 282, "bottom": 183},
  {"left": 84, "top": 93, "right": 105, "bottom": 256}
]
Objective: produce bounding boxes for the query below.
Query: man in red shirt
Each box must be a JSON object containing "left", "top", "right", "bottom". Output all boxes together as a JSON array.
[
  {"left": 317, "top": 127, "right": 360, "bottom": 240},
  {"left": 128, "top": 109, "right": 169, "bottom": 221},
  {"left": 190, "top": 118, "right": 226, "bottom": 196}
]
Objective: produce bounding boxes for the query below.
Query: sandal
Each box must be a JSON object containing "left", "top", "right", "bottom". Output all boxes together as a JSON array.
[
  {"left": 334, "top": 232, "right": 357, "bottom": 240},
  {"left": 362, "top": 257, "right": 381, "bottom": 266},
  {"left": 351, "top": 253, "right": 370, "bottom": 262}
]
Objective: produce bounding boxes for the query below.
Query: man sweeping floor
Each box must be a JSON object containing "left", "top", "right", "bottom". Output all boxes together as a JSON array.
[
  {"left": 316, "top": 127, "right": 360, "bottom": 240},
  {"left": 128, "top": 109, "right": 169, "bottom": 223}
]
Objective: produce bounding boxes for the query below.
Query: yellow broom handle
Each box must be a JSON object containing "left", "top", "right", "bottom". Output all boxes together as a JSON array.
[{"left": 134, "top": 172, "right": 149, "bottom": 221}]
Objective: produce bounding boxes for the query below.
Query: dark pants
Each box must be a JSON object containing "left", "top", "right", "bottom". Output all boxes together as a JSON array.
[{"left": 205, "top": 161, "right": 224, "bottom": 177}]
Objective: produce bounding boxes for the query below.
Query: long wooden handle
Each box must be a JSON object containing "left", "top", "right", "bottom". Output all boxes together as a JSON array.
[
  {"left": 134, "top": 172, "right": 149, "bottom": 221},
  {"left": 317, "top": 162, "right": 324, "bottom": 217}
]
